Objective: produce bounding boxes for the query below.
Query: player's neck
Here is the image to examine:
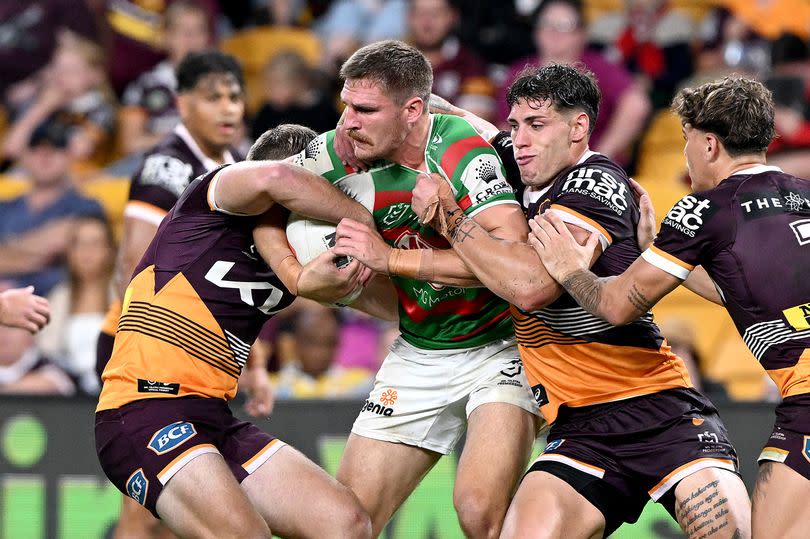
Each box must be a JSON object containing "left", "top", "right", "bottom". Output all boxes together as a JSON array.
[
  {"left": 718, "top": 154, "right": 768, "bottom": 185},
  {"left": 392, "top": 114, "right": 431, "bottom": 170}
]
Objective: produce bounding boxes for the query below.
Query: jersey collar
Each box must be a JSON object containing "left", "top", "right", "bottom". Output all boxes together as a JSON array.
[{"left": 174, "top": 123, "right": 236, "bottom": 172}]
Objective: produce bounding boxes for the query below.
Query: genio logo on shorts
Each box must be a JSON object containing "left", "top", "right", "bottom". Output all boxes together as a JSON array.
[{"left": 147, "top": 421, "right": 197, "bottom": 455}]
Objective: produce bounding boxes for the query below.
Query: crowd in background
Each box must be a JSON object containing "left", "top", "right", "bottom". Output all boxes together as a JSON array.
[{"left": 0, "top": 0, "right": 808, "bottom": 402}]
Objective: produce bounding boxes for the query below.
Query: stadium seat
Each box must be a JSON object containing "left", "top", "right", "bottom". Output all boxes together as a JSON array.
[
  {"left": 79, "top": 177, "right": 130, "bottom": 239},
  {"left": 220, "top": 27, "right": 322, "bottom": 114}
]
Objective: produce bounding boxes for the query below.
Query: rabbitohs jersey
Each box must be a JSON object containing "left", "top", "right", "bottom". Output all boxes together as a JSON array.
[{"left": 293, "top": 114, "right": 517, "bottom": 350}]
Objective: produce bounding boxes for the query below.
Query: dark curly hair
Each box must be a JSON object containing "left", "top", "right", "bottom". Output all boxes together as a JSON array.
[{"left": 506, "top": 63, "right": 600, "bottom": 134}]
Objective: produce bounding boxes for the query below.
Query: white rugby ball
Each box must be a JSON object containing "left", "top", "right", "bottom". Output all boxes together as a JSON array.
[{"left": 285, "top": 213, "right": 361, "bottom": 306}]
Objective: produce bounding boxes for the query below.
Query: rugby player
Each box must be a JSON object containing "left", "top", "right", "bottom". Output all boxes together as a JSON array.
[
  {"left": 96, "top": 50, "right": 252, "bottom": 538},
  {"left": 95, "top": 124, "right": 375, "bottom": 538},
  {"left": 411, "top": 65, "right": 751, "bottom": 538},
  {"left": 278, "top": 40, "right": 541, "bottom": 538},
  {"left": 530, "top": 76, "right": 809, "bottom": 539}
]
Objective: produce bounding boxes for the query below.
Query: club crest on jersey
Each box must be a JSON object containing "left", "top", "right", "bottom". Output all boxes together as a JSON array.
[
  {"left": 126, "top": 469, "right": 149, "bottom": 505},
  {"left": 148, "top": 422, "right": 197, "bottom": 455},
  {"left": 560, "top": 167, "right": 629, "bottom": 214},
  {"left": 663, "top": 195, "right": 715, "bottom": 237},
  {"left": 789, "top": 219, "right": 810, "bottom": 246},
  {"left": 544, "top": 439, "right": 564, "bottom": 452}
]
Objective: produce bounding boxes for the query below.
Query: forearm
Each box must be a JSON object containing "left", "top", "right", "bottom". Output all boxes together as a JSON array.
[
  {"left": 349, "top": 274, "right": 399, "bottom": 322},
  {"left": 683, "top": 266, "right": 722, "bottom": 305},
  {"left": 387, "top": 248, "right": 482, "bottom": 288},
  {"left": 558, "top": 270, "right": 647, "bottom": 325},
  {"left": 445, "top": 214, "right": 562, "bottom": 311},
  {"left": 0, "top": 243, "right": 52, "bottom": 273}
]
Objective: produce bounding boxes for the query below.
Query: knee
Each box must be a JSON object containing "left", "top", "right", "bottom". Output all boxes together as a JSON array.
[
  {"left": 454, "top": 490, "right": 504, "bottom": 539},
  {"left": 334, "top": 499, "right": 372, "bottom": 539}
]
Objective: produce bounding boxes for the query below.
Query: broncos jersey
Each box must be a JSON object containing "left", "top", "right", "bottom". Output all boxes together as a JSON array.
[
  {"left": 646, "top": 166, "right": 810, "bottom": 399},
  {"left": 515, "top": 151, "right": 692, "bottom": 423},
  {"left": 97, "top": 166, "right": 295, "bottom": 411}
]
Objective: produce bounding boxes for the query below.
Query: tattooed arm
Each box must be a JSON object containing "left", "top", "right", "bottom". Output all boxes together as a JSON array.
[{"left": 529, "top": 212, "right": 682, "bottom": 325}]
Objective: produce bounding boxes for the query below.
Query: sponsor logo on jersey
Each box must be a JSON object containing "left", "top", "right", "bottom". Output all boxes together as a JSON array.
[
  {"left": 140, "top": 154, "right": 194, "bottom": 197},
  {"left": 544, "top": 439, "right": 564, "bottom": 452},
  {"left": 662, "top": 195, "right": 715, "bottom": 237},
  {"left": 783, "top": 302, "right": 810, "bottom": 331},
  {"left": 697, "top": 430, "right": 719, "bottom": 444},
  {"left": 126, "top": 469, "right": 149, "bottom": 505},
  {"left": 474, "top": 180, "right": 513, "bottom": 203},
  {"left": 739, "top": 191, "right": 807, "bottom": 219},
  {"left": 360, "top": 399, "right": 394, "bottom": 416},
  {"left": 148, "top": 421, "right": 197, "bottom": 455},
  {"left": 560, "top": 167, "right": 629, "bottom": 214},
  {"left": 803, "top": 436, "right": 810, "bottom": 464},
  {"left": 461, "top": 154, "right": 504, "bottom": 198},
  {"left": 531, "top": 383, "right": 548, "bottom": 406},
  {"left": 789, "top": 219, "right": 810, "bottom": 246},
  {"left": 137, "top": 379, "right": 180, "bottom": 395}
]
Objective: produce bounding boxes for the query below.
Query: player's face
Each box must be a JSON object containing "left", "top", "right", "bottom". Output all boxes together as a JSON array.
[
  {"left": 340, "top": 78, "right": 409, "bottom": 162},
  {"left": 682, "top": 125, "right": 712, "bottom": 191},
  {"left": 508, "top": 98, "right": 580, "bottom": 189},
  {"left": 178, "top": 73, "right": 245, "bottom": 157}
]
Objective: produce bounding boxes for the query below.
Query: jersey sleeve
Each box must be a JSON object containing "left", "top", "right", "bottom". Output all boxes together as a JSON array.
[
  {"left": 548, "top": 165, "right": 637, "bottom": 250},
  {"left": 290, "top": 131, "right": 348, "bottom": 183},
  {"left": 642, "top": 193, "right": 727, "bottom": 280},
  {"left": 125, "top": 152, "right": 196, "bottom": 225},
  {"left": 431, "top": 116, "right": 517, "bottom": 218}
]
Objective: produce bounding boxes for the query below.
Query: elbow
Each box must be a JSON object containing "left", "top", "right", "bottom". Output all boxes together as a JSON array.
[
  {"left": 602, "top": 303, "right": 638, "bottom": 326},
  {"left": 512, "top": 288, "right": 556, "bottom": 313}
]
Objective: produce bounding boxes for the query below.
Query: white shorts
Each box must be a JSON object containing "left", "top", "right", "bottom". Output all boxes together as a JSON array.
[{"left": 352, "top": 336, "right": 540, "bottom": 454}]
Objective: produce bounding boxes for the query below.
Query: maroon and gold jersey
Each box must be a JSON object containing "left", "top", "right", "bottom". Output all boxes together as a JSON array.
[
  {"left": 645, "top": 166, "right": 810, "bottom": 399},
  {"left": 97, "top": 166, "right": 295, "bottom": 411},
  {"left": 516, "top": 152, "right": 692, "bottom": 423}
]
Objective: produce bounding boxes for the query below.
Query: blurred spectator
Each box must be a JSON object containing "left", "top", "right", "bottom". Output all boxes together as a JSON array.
[
  {"left": 589, "top": 0, "right": 695, "bottom": 109},
  {"left": 272, "top": 304, "right": 374, "bottom": 399},
  {"left": 692, "top": 8, "right": 770, "bottom": 81},
  {"left": 766, "top": 33, "right": 810, "bottom": 178},
  {"left": 3, "top": 33, "right": 116, "bottom": 169},
  {"left": 104, "top": 0, "right": 219, "bottom": 94},
  {"left": 0, "top": 318, "right": 75, "bottom": 396},
  {"left": 0, "top": 123, "right": 105, "bottom": 296},
  {"left": 0, "top": 286, "right": 50, "bottom": 333},
  {"left": 118, "top": 0, "right": 212, "bottom": 157},
  {"left": 315, "top": 0, "right": 408, "bottom": 74},
  {"left": 408, "top": 0, "right": 496, "bottom": 121},
  {"left": 455, "top": 0, "right": 535, "bottom": 66},
  {"left": 37, "top": 216, "right": 115, "bottom": 395},
  {"left": 251, "top": 50, "right": 340, "bottom": 139},
  {"left": 497, "top": 0, "right": 651, "bottom": 168},
  {"left": 659, "top": 318, "right": 729, "bottom": 404},
  {"left": 0, "top": 1, "right": 99, "bottom": 97},
  {"left": 334, "top": 310, "right": 396, "bottom": 372}
]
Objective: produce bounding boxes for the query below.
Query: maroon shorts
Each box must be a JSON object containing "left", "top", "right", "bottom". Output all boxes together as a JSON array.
[
  {"left": 758, "top": 393, "right": 810, "bottom": 481},
  {"left": 95, "top": 329, "right": 115, "bottom": 380},
  {"left": 95, "top": 396, "right": 285, "bottom": 518},
  {"left": 527, "top": 388, "right": 739, "bottom": 536}
]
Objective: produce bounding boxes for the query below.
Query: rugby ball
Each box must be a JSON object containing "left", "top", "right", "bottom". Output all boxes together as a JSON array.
[{"left": 285, "top": 213, "right": 361, "bottom": 306}]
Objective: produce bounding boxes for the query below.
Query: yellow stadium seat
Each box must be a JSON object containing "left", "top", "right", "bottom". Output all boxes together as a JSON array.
[
  {"left": 707, "top": 335, "right": 769, "bottom": 401},
  {"left": 220, "top": 27, "right": 322, "bottom": 114},
  {"left": 79, "top": 176, "right": 130, "bottom": 240},
  {"left": 0, "top": 175, "right": 30, "bottom": 199}
]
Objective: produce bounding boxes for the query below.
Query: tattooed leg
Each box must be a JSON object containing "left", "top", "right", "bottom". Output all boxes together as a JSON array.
[{"left": 673, "top": 468, "right": 750, "bottom": 539}]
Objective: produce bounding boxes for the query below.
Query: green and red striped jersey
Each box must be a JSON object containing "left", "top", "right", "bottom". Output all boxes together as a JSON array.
[{"left": 292, "top": 113, "right": 517, "bottom": 350}]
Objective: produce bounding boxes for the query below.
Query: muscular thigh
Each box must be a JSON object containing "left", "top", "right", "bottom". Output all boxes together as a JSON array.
[
  {"left": 753, "top": 462, "right": 810, "bottom": 539},
  {"left": 672, "top": 467, "right": 750, "bottom": 539}
]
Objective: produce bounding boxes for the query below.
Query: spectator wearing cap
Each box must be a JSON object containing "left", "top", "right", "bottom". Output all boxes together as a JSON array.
[{"left": 0, "top": 123, "right": 106, "bottom": 297}]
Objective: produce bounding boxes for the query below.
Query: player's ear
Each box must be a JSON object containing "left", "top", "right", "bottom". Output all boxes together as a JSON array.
[
  {"left": 571, "top": 111, "right": 589, "bottom": 143},
  {"left": 176, "top": 94, "right": 189, "bottom": 121},
  {"left": 404, "top": 96, "right": 425, "bottom": 124},
  {"left": 705, "top": 132, "right": 721, "bottom": 162}
]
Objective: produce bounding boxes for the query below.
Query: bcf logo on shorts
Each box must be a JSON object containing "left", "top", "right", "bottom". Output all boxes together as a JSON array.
[
  {"left": 148, "top": 421, "right": 197, "bottom": 455},
  {"left": 126, "top": 468, "right": 149, "bottom": 505},
  {"left": 544, "top": 439, "right": 564, "bottom": 452}
]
